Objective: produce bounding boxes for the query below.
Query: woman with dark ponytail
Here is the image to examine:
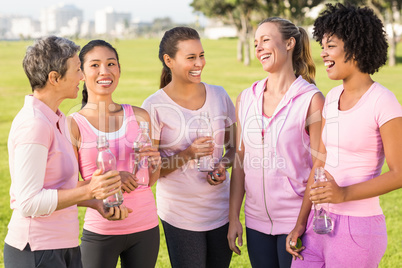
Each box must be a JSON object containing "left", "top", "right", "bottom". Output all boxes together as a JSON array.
[
  {"left": 142, "top": 27, "right": 236, "bottom": 267},
  {"left": 68, "top": 40, "right": 161, "bottom": 268},
  {"left": 228, "top": 17, "right": 324, "bottom": 267}
]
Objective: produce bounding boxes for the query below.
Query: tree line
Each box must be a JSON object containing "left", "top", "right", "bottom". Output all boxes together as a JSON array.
[{"left": 191, "top": 0, "right": 402, "bottom": 66}]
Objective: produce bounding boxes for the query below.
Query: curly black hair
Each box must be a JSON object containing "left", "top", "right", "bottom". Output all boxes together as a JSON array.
[{"left": 313, "top": 3, "right": 388, "bottom": 75}]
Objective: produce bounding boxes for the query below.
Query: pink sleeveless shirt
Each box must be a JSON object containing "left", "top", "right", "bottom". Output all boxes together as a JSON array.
[
  {"left": 71, "top": 104, "right": 158, "bottom": 235},
  {"left": 238, "top": 76, "right": 320, "bottom": 235}
]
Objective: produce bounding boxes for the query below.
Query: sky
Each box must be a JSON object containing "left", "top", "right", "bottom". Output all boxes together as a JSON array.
[{"left": 1, "top": 0, "right": 200, "bottom": 23}]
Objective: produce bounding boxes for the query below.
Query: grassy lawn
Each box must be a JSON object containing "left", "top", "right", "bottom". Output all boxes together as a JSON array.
[{"left": 0, "top": 38, "right": 401, "bottom": 267}]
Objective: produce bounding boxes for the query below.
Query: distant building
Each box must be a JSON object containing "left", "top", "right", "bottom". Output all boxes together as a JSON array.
[
  {"left": 40, "top": 3, "right": 83, "bottom": 36},
  {"left": 11, "top": 17, "right": 41, "bottom": 38},
  {"left": 80, "top": 21, "right": 95, "bottom": 39},
  {"left": 204, "top": 19, "right": 237, "bottom": 40},
  {"left": 95, "top": 7, "right": 131, "bottom": 37}
]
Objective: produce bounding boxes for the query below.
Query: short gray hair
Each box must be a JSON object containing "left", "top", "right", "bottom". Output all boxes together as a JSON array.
[{"left": 23, "top": 36, "right": 80, "bottom": 91}]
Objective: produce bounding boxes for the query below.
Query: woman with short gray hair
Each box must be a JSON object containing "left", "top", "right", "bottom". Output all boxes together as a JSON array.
[{"left": 4, "top": 36, "right": 122, "bottom": 268}]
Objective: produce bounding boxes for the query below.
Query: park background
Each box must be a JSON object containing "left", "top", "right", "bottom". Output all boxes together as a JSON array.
[{"left": 0, "top": 36, "right": 402, "bottom": 267}]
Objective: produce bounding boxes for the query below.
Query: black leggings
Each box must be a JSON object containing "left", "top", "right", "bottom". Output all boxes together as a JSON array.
[
  {"left": 246, "top": 228, "right": 292, "bottom": 268},
  {"left": 80, "top": 226, "right": 159, "bottom": 268},
  {"left": 161, "top": 220, "right": 232, "bottom": 268}
]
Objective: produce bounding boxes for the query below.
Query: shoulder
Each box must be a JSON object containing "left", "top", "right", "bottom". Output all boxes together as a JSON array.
[
  {"left": 133, "top": 106, "right": 150, "bottom": 122},
  {"left": 66, "top": 114, "right": 80, "bottom": 141}
]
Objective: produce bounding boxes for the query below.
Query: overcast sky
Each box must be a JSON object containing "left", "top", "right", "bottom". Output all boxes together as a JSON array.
[{"left": 1, "top": 0, "right": 200, "bottom": 23}]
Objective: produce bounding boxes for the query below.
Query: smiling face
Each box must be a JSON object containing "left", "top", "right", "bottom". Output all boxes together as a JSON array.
[
  {"left": 254, "top": 22, "right": 291, "bottom": 73},
  {"left": 59, "top": 54, "right": 83, "bottom": 99},
  {"left": 168, "top": 39, "right": 205, "bottom": 84},
  {"left": 81, "top": 46, "right": 120, "bottom": 96},
  {"left": 321, "top": 34, "right": 358, "bottom": 81}
]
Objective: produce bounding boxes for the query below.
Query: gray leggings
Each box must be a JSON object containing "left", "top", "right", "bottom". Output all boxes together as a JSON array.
[
  {"left": 80, "top": 226, "right": 159, "bottom": 268},
  {"left": 161, "top": 220, "right": 232, "bottom": 268}
]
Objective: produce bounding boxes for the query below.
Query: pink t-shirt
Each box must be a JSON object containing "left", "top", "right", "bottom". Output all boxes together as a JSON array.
[
  {"left": 7, "top": 95, "right": 79, "bottom": 251},
  {"left": 323, "top": 82, "right": 402, "bottom": 216},
  {"left": 71, "top": 104, "right": 158, "bottom": 235},
  {"left": 142, "top": 83, "right": 236, "bottom": 231}
]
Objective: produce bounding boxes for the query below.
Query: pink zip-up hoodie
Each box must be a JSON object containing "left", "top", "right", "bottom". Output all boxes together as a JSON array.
[{"left": 238, "top": 76, "right": 320, "bottom": 235}]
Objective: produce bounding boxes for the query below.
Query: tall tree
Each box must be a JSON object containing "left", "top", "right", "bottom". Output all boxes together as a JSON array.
[
  {"left": 191, "top": 0, "right": 265, "bottom": 65},
  {"left": 191, "top": 0, "right": 325, "bottom": 65}
]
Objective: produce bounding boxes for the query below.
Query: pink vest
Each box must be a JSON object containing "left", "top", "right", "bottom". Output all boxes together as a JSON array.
[
  {"left": 71, "top": 104, "right": 158, "bottom": 235},
  {"left": 238, "top": 76, "right": 320, "bottom": 235}
]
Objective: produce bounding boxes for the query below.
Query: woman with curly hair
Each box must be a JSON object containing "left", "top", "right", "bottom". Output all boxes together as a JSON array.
[{"left": 286, "top": 3, "right": 402, "bottom": 267}]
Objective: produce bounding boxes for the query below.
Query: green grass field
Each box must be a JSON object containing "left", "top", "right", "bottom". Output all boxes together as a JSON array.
[{"left": 0, "top": 38, "right": 401, "bottom": 267}]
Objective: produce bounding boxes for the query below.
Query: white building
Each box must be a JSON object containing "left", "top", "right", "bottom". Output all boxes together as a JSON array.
[
  {"left": 40, "top": 3, "right": 83, "bottom": 36},
  {"left": 204, "top": 19, "right": 237, "bottom": 40},
  {"left": 95, "top": 7, "right": 131, "bottom": 37},
  {"left": 11, "top": 17, "right": 41, "bottom": 38}
]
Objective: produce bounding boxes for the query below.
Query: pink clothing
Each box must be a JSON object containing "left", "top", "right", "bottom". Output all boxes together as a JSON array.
[
  {"left": 322, "top": 83, "right": 402, "bottom": 216},
  {"left": 291, "top": 211, "right": 387, "bottom": 268},
  {"left": 142, "top": 83, "right": 236, "bottom": 231},
  {"left": 238, "top": 76, "right": 320, "bottom": 235},
  {"left": 7, "top": 95, "right": 79, "bottom": 251},
  {"left": 71, "top": 104, "right": 158, "bottom": 235}
]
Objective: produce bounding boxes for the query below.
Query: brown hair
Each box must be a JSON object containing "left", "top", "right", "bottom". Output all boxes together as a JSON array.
[
  {"left": 259, "top": 17, "right": 316, "bottom": 84},
  {"left": 158, "top": 27, "right": 200, "bottom": 88}
]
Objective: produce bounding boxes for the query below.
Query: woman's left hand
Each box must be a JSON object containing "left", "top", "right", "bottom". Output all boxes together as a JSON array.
[
  {"left": 309, "top": 170, "right": 346, "bottom": 204},
  {"left": 206, "top": 162, "right": 226, "bottom": 186},
  {"left": 95, "top": 200, "right": 133, "bottom": 221},
  {"left": 139, "top": 146, "right": 161, "bottom": 173}
]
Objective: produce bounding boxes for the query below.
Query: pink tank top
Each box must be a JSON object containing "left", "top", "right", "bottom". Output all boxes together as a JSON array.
[{"left": 71, "top": 104, "right": 158, "bottom": 235}]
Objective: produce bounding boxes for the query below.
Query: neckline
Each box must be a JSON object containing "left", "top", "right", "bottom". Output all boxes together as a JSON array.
[
  {"left": 160, "top": 82, "right": 208, "bottom": 113},
  {"left": 77, "top": 105, "right": 127, "bottom": 136},
  {"left": 337, "top": 82, "right": 376, "bottom": 113}
]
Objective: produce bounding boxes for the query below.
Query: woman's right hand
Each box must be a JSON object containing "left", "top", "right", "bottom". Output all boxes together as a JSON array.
[
  {"left": 227, "top": 219, "right": 243, "bottom": 255},
  {"left": 188, "top": 137, "right": 214, "bottom": 160},
  {"left": 286, "top": 225, "right": 306, "bottom": 261},
  {"left": 89, "top": 169, "right": 121, "bottom": 200}
]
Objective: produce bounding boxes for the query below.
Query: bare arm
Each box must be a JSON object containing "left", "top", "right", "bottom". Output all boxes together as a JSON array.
[
  {"left": 228, "top": 93, "right": 246, "bottom": 255},
  {"left": 286, "top": 91, "right": 325, "bottom": 260}
]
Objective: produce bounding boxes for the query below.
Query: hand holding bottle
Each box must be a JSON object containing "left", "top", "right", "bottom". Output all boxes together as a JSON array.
[
  {"left": 88, "top": 169, "right": 122, "bottom": 200},
  {"left": 311, "top": 167, "right": 333, "bottom": 234},
  {"left": 310, "top": 170, "right": 346, "bottom": 204},
  {"left": 94, "top": 199, "right": 133, "bottom": 221},
  {"left": 119, "top": 171, "right": 138, "bottom": 193},
  {"left": 207, "top": 162, "right": 226, "bottom": 185}
]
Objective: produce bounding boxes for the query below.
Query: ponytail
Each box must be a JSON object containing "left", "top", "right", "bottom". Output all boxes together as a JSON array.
[
  {"left": 159, "top": 67, "right": 172, "bottom": 89},
  {"left": 294, "top": 27, "right": 316, "bottom": 85},
  {"left": 81, "top": 83, "right": 88, "bottom": 109}
]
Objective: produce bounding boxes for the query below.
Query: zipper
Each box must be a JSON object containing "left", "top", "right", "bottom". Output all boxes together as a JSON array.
[{"left": 262, "top": 134, "right": 273, "bottom": 234}]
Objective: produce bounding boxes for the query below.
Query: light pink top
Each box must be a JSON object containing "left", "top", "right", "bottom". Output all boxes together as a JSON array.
[
  {"left": 6, "top": 95, "right": 79, "bottom": 251},
  {"left": 323, "top": 82, "right": 402, "bottom": 216},
  {"left": 142, "top": 83, "right": 236, "bottom": 231},
  {"left": 238, "top": 76, "right": 320, "bottom": 235},
  {"left": 71, "top": 104, "right": 158, "bottom": 235}
]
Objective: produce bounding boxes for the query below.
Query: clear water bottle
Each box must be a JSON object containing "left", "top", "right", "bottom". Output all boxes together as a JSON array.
[
  {"left": 132, "top": 121, "right": 152, "bottom": 186},
  {"left": 196, "top": 111, "right": 214, "bottom": 172},
  {"left": 96, "top": 135, "right": 124, "bottom": 207},
  {"left": 313, "top": 167, "right": 334, "bottom": 234}
]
